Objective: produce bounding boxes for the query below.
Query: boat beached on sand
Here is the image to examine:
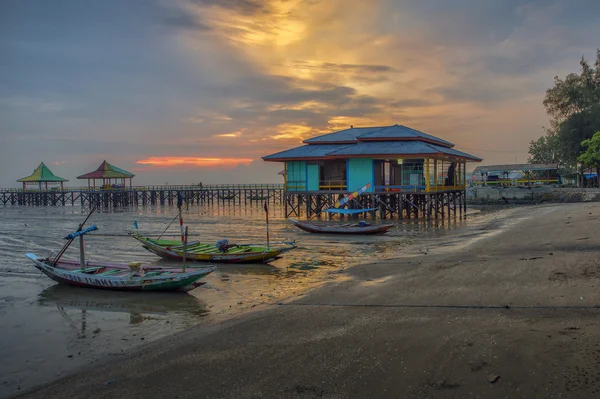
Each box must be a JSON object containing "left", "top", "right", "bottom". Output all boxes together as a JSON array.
[
  {"left": 26, "top": 253, "right": 214, "bottom": 292},
  {"left": 131, "top": 196, "right": 296, "bottom": 264},
  {"left": 131, "top": 234, "right": 295, "bottom": 264},
  {"left": 25, "top": 208, "right": 214, "bottom": 292}
]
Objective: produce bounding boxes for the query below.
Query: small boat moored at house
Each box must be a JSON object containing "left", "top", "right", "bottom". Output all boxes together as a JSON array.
[
  {"left": 288, "top": 218, "right": 393, "bottom": 235},
  {"left": 288, "top": 183, "right": 394, "bottom": 234}
]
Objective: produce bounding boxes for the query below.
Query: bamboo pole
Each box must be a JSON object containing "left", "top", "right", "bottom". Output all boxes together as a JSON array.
[
  {"left": 425, "top": 159, "right": 430, "bottom": 192},
  {"left": 264, "top": 202, "right": 270, "bottom": 250},
  {"left": 79, "top": 232, "right": 86, "bottom": 271},
  {"left": 183, "top": 226, "right": 188, "bottom": 272}
]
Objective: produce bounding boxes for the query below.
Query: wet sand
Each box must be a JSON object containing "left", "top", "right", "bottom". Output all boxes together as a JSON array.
[
  {"left": 12, "top": 201, "right": 600, "bottom": 398},
  {"left": 1, "top": 203, "right": 480, "bottom": 398}
]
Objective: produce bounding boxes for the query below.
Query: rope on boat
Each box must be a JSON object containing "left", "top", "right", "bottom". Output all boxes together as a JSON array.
[{"left": 156, "top": 212, "right": 184, "bottom": 241}]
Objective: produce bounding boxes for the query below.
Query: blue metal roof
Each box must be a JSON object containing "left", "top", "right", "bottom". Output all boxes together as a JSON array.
[
  {"left": 358, "top": 125, "right": 455, "bottom": 147},
  {"left": 303, "top": 127, "right": 387, "bottom": 143},
  {"left": 262, "top": 144, "right": 351, "bottom": 160},
  {"left": 327, "top": 141, "right": 430, "bottom": 156},
  {"left": 263, "top": 141, "right": 481, "bottom": 161},
  {"left": 302, "top": 124, "right": 455, "bottom": 147},
  {"left": 263, "top": 124, "right": 480, "bottom": 162},
  {"left": 429, "top": 144, "right": 483, "bottom": 161},
  {"left": 326, "top": 141, "right": 480, "bottom": 161}
]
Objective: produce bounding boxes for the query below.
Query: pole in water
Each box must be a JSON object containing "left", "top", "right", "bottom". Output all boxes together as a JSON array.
[
  {"left": 178, "top": 206, "right": 184, "bottom": 243},
  {"left": 264, "top": 202, "right": 270, "bottom": 250},
  {"left": 177, "top": 193, "right": 184, "bottom": 243},
  {"left": 79, "top": 224, "right": 86, "bottom": 271}
]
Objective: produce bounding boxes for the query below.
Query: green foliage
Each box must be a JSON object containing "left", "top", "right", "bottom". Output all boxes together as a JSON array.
[
  {"left": 557, "top": 103, "right": 600, "bottom": 165},
  {"left": 578, "top": 131, "right": 600, "bottom": 167},
  {"left": 529, "top": 50, "right": 600, "bottom": 169},
  {"left": 528, "top": 131, "right": 561, "bottom": 164}
]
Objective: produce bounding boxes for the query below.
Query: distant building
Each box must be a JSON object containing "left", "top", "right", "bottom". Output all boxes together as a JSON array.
[
  {"left": 263, "top": 124, "right": 482, "bottom": 193},
  {"left": 472, "top": 163, "right": 560, "bottom": 186}
]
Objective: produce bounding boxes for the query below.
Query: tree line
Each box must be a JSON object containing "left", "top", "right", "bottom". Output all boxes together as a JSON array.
[{"left": 528, "top": 49, "right": 600, "bottom": 187}]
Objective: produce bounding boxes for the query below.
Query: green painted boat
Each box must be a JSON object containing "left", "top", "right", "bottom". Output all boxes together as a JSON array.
[{"left": 131, "top": 234, "right": 296, "bottom": 264}]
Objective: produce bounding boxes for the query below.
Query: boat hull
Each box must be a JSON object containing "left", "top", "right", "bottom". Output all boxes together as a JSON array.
[
  {"left": 289, "top": 219, "right": 393, "bottom": 235},
  {"left": 132, "top": 235, "right": 292, "bottom": 264},
  {"left": 26, "top": 254, "right": 214, "bottom": 292}
]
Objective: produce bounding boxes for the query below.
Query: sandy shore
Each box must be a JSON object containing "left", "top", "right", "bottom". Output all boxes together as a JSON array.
[{"left": 16, "top": 202, "right": 600, "bottom": 398}]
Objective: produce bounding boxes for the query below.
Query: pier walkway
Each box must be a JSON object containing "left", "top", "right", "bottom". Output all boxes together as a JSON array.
[{"left": 0, "top": 184, "right": 284, "bottom": 207}]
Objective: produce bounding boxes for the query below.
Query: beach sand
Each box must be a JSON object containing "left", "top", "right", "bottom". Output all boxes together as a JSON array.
[{"left": 16, "top": 202, "right": 600, "bottom": 398}]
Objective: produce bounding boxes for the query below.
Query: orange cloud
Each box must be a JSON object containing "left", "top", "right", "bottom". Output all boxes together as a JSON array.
[
  {"left": 136, "top": 157, "right": 253, "bottom": 168},
  {"left": 213, "top": 130, "right": 242, "bottom": 138}
]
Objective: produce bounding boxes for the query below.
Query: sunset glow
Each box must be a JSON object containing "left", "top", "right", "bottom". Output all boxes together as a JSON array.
[{"left": 136, "top": 157, "right": 254, "bottom": 168}]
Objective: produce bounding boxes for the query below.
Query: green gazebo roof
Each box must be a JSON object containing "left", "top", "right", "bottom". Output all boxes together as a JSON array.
[{"left": 17, "top": 162, "right": 69, "bottom": 183}]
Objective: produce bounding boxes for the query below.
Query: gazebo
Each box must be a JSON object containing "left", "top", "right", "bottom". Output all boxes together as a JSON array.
[
  {"left": 77, "top": 160, "right": 134, "bottom": 190},
  {"left": 18, "top": 162, "right": 68, "bottom": 191}
]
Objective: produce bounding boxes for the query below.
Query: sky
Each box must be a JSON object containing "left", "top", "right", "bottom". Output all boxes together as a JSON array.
[{"left": 1, "top": 0, "right": 599, "bottom": 188}]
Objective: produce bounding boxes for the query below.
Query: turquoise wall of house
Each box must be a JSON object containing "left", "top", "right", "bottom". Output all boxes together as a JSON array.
[
  {"left": 285, "top": 161, "right": 307, "bottom": 191},
  {"left": 307, "top": 164, "right": 319, "bottom": 191},
  {"left": 348, "top": 158, "right": 374, "bottom": 192}
]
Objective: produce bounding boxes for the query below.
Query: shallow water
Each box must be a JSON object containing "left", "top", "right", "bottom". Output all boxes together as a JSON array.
[{"left": 0, "top": 203, "right": 476, "bottom": 397}]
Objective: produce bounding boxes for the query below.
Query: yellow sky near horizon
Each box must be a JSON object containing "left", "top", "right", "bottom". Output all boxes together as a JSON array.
[{"left": 148, "top": 0, "right": 559, "bottom": 168}]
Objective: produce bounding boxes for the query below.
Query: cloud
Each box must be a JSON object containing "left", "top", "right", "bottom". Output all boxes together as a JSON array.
[
  {"left": 0, "top": 96, "right": 72, "bottom": 112},
  {"left": 213, "top": 131, "right": 242, "bottom": 138},
  {"left": 159, "top": 7, "right": 212, "bottom": 31},
  {"left": 189, "top": 0, "right": 269, "bottom": 16},
  {"left": 291, "top": 61, "right": 396, "bottom": 73},
  {"left": 136, "top": 156, "right": 254, "bottom": 168}
]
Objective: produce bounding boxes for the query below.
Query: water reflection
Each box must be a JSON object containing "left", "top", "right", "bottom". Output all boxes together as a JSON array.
[{"left": 38, "top": 284, "right": 210, "bottom": 325}]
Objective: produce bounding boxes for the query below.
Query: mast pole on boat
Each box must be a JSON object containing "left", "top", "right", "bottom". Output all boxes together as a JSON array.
[
  {"left": 53, "top": 205, "right": 97, "bottom": 266},
  {"left": 177, "top": 194, "right": 184, "bottom": 243},
  {"left": 79, "top": 225, "right": 86, "bottom": 271},
  {"left": 183, "top": 226, "right": 188, "bottom": 272},
  {"left": 264, "top": 202, "right": 270, "bottom": 250}
]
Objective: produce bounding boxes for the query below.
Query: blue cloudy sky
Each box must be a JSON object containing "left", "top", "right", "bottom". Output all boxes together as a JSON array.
[{"left": 1, "top": 0, "right": 599, "bottom": 187}]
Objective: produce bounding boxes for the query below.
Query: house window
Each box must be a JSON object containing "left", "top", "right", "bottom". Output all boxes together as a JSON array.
[
  {"left": 375, "top": 159, "right": 425, "bottom": 190},
  {"left": 319, "top": 161, "right": 346, "bottom": 190}
]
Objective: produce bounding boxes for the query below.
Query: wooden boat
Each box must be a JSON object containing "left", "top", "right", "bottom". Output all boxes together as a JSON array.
[
  {"left": 25, "top": 212, "right": 214, "bottom": 292},
  {"left": 289, "top": 183, "right": 393, "bottom": 234},
  {"left": 289, "top": 218, "right": 393, "bottom": 235},
  {"left": 26, "top": 254, "right": 214, "bottom": 291},
  {"left": 131, "top": 233, "right": 296, "bottom": 264}
]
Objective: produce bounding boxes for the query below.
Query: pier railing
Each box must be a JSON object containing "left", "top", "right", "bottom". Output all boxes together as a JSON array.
[
  {"left": 0, "top": 183, "right": 284, "bottom": 193},
  {"left": 0, "top": 184, "right": 286, "bottom": 207}
]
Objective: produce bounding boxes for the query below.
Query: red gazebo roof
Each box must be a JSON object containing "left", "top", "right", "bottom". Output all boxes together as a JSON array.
[{"left": 77, "top": 161, "right": 134, "bottom": 179}]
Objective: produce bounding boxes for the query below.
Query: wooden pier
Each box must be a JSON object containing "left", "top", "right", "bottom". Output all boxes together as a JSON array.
[
  {"left": 1, "top": 184, "right": 467, "bottom": 219},
  {"left": 0, "top": 185, "right": 284, "bottom": 208},
  {"left": 284, "top": 189, "right": 467, "bottom": 220}
]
